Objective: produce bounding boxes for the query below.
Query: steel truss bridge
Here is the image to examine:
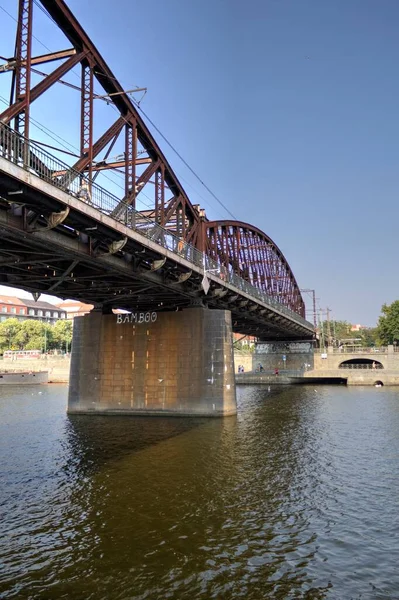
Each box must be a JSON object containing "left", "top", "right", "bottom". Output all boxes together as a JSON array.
[{"left": 0, "top": 0, "right": 314, "bottom": 341}]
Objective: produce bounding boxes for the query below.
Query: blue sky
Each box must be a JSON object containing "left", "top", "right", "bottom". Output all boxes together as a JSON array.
[{"left": 0, "top": 0, "right": 398, "bottom": 325}]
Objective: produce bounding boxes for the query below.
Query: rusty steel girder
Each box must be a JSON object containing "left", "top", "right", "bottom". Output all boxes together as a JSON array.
[
  {"left": 0, "top": 0, "right": 306, "bottom": 318},
  {"left": 0, "top": 0, "right": 203, "bottom": 247},
  {"left": 204, "top": 221, "right": 305, "bottom": 317}
]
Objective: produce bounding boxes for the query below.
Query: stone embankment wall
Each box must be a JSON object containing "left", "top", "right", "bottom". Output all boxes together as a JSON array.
[
  {"left": 234, "top": 351, "right": 253, "bottom": 373},
  {"left": 0, "top": 371, "right": 48, "bottom": 384},
  {"left": 1, "top": 356, "right": 70, "bottom": 383},
  {"left": 252, "top": 341, "right": 314, "bottom": 372},
  {"left": 303, "top": 369, "right": 399, "bottom": 386},
  {"left": 313, "top": 347, "right": 399, "bottom": 371},
  {"left": 240, "top": 342, "right": 399, "bottom": 386},
  {"left": 4, "top": 346, "right": 399, "bottom": 387},
  {"left": 2, "top": 350, "right": 254, "bottom": 383},
  {"left": 236, "top": 373, "right": 305, "bottom": 385},
  {"left": 308, "top": 345, "right": 399, "bottom": 385}
]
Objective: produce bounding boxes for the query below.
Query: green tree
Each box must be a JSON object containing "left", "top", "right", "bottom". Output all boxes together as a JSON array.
[
  {"left": 0, "top": 318, "right": 73, "bottom": 354},
  {"left": 14, "top": 320, "right": 45, "bottom": 350},
  {"left": 319, "top": 320, "right": 356, "bottom": 345},
  {"left": 359, "top": 327, "right": 379, "bottom": 347},
  {"left": 12, "top": 320, "right": 53, "bottom": 352},
  {"left": 52, "top": 320, "right": 73, "bottom": 352},
  {"left": 319, "top": 320, "right": 379, "bottom": 347},
  {"left": 377, "top": 301, "right": 399, "bottom": 345},
  {"left": 0, "top": 318, "right": 22, "bottom": 351},
  {"left": 42, "top": 323, "right": 53, "bottom": 353}
]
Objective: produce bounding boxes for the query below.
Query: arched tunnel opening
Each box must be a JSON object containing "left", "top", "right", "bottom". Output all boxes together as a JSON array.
[{"left": 339, "top": 359, "right": 383, "bottom": 369}]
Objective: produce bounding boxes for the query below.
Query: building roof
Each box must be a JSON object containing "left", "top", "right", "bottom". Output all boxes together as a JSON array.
[
  {"left": 21, "top": 298, "right": 60, "bottom": 310},
  {"left": 56, "top": 300, "right": 93, "bottom": 312},
  {"left": 57, "top": 299, "right": 92, "bottom": 307},
  {"left": 0, "top": 295, "right": 25, "bottom": 306}
]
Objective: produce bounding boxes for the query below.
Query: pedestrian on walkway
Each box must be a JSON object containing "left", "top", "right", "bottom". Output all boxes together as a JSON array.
[{"left": 77, "top": 181, "right": 92, "bottom": 204}]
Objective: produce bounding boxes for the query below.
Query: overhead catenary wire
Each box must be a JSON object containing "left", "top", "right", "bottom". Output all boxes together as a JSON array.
[
  {"left": 32, "top": 0, "right": 57, "bottom": 27},
  {"left": 93, "top": 70, "right": 239, "bottom": 220},
  {"left": 0, "top": 94, "right": 78, "bottom": 155},
  {"left": 132, "top": 100, "right": 238, "bottom": 220}
]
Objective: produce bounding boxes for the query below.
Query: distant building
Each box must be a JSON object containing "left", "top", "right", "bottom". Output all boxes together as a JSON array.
[
  {"left": 0, "top": 295, "right": 67, "bottom": 323},
  {"left": 56, "top": 300, "right": 93, "bottom": 320},
  {"left": 0, "top": 296, "right": 26, "bottom": 322},
  {"left": 233, "top": 333, "right": 256, "bottom": 347},
  {"left": 351, "top": 324, "right": 367, "bottom": 332},
  {"left": 23, "top": 299, "right": 66, "bottom": 323}
]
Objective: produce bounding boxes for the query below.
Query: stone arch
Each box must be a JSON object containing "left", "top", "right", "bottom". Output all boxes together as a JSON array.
[{"left": 339, "top": 358, "right": 383, "bottom": 369}]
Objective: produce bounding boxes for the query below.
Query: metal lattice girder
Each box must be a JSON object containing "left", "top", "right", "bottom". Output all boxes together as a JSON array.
[
  {"left": 14, "top": 0, "right": 33, "bottom": 138},
  {"left": 204, "top": 220, "right": 306, "bottom": 317},
  {"left": 0, "top": 0, "right": 308, "bottom": 322},
  {"left": 0, "top": 0, "right": 202, "bottom": 244},
  {"left": 2, "top": 52, "right": 84, "bottom": 126},
  {"left": 38, "top": 0, "right": 201, "bottom": 239},
  {"left": 80, "top": 61, "right": 93, "bottom": 185},
  {"left": 125, "top": 123, "right": 136, "bottom": 206}
]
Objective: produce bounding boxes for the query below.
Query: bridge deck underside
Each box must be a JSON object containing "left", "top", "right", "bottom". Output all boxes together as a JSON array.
[{"left": 0, "top": 163, "right": 313, "bottom": 340}]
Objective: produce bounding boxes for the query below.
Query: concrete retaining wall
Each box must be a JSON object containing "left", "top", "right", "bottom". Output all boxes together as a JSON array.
[
  {"left": 253, "top": 341, "right": 314, "bottom": 372},
  {"left": 1, "top": 350, "right": 259, "bottom": 383},
  {"left": 234, "top": 351, "right": 253, "bottom": 373},
  {"left": 236, "top": 373, "right": 303, "bottom": 385},
  {"left": 0, "top": 370, "right": 48, "bottom": 384},
  {"left": 0, "top": 356, "right": 70, "bottom": 383},
  {"left": 304, "top": 369, "right": 399, "bottom": 386}
]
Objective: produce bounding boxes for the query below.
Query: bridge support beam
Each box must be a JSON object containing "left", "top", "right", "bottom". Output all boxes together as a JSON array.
[{"left": 68, "top": 307, "right": 236, "bottom": 417}]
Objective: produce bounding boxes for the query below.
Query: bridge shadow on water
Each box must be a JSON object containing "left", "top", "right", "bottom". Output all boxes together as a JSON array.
[
  {"left": 65, "top": 384, "right": 328, "bottom": 477},
  {"left": 65, "top": 413, "right": 210, "bottom": 476}
]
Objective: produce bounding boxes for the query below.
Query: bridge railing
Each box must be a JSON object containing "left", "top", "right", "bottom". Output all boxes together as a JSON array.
[
  {"left": 0, "top": 124, "right": 312, "bottom": 330},
  {"left": 314, "top": 347, "right": 387, "bottom": 354},
  {"left": 338, "top": 364, "right": 384, "bottom": 369}
]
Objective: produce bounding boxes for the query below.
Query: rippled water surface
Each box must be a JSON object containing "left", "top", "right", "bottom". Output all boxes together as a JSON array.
[{"left": 1, "top": 384, "right": 399, "bottom": 599}]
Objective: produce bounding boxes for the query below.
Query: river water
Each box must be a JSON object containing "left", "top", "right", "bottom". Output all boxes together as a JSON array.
[{"left": 1, "top": 384, "right": 398, "bottom": 600}]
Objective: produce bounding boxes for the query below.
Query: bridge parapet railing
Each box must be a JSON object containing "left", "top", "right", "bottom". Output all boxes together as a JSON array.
[
  {"left": 315, "top": 347, "right": 387, "bottom": 354},
  {"left": 0, "top": 124, "right": 312, "bottom": 330},
  {"left": 338, "top": 363, "right": 384, "bottom": 369}
]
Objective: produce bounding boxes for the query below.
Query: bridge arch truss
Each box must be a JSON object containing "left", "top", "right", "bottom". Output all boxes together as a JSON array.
[
  {"left": 205, "top": 221, "right": 305, "bottom": 317},
  {"left": 0, "top": 0, "right": 310, "bottom": 334}
]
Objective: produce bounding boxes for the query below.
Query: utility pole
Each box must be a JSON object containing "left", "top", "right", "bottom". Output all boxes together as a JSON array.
[
  {"left": 326, "top": 307, "right": 332, "bottom": 346},
  {"left": 300, "top": 289, "right": 317, "bottom": 328},
  {"left": 319, "top": 309, "right": 325, "bottom": 350}
]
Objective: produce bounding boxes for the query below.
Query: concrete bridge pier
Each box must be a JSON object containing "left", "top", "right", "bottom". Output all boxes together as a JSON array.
[{"left": 68, "top": 307, "right": 236, "bottom": 417}]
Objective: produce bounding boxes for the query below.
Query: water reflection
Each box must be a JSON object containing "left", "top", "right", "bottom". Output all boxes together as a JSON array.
[
  {"left": 65, "top": 413, "right": 208, "bottom": 476},
  {"left": 1, "top": 384, "right": 399, "bottom": 599}
]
